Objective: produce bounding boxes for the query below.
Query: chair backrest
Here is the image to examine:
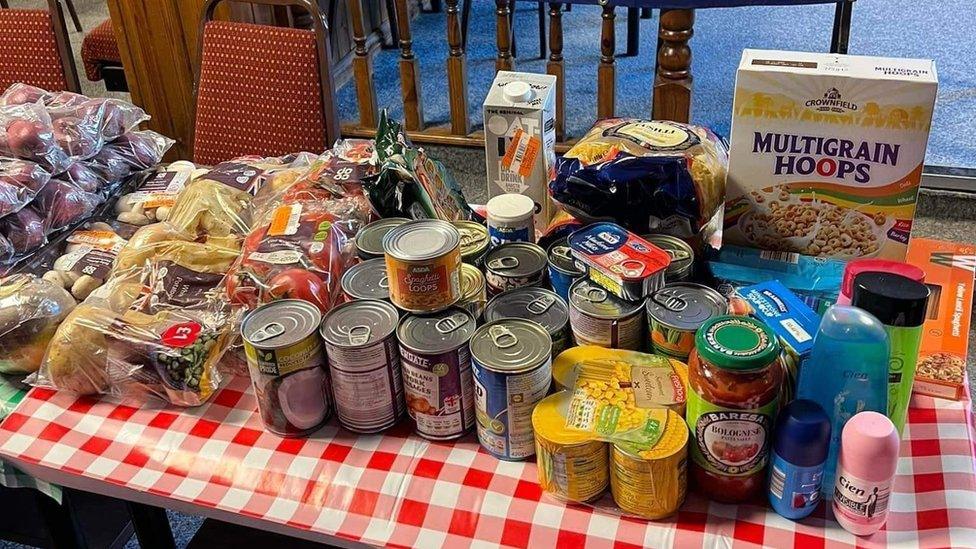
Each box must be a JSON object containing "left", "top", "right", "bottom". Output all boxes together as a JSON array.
[
  {"left": 192, "top": 0, "right": 339, "bottom": 165},
  {"left": 0, "top": 0, "right": 80, "bottom": 93}
]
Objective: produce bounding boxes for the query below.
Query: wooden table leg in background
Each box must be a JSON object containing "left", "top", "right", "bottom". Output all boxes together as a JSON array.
[{"left": 652, "top": 8, "right": 694, "bottom": 123}]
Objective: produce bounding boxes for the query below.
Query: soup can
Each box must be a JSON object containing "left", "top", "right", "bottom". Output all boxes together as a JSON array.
[
  {"left": 383, "top": 219, "right": 462, "bottom": 313},
  {"left": 568, "top": 278, "right": 644, "bottom": 350},
  {"left": 644, "top": 234, "right": 695, "bottom": 282},
  {"left": 457, "top": 263, "right": 487, "bottom": 320},
  {"left": 484, "top": 287, "right": 571, "bottom": 357},
  {"left": 241, "top": 299, "right": 331, "bottom": 437},
  {"left": 484, "top": 242, "right": 548, "bottom": 296},
  {"left": 646, "top": 283, "right": 728, "bottom": 359},
  {"left": 470, "top": 319, "right": 552, "bottom": 460},
  {"left": 356, "top": 217, "right": 410, "bottom": 259},
  {"left": 398, "top": 307, "right": 478, "bottom": 440},
  {"left": 546, "top": 237, "right": 584, "bottom": 303},
  {"left": 340, "top": 258, "right": 390, "bottom": 302},
  {"left": 486, "top": 193, "right": 535, "bottom": 246},
  {"left": 610, "top": 409, "right": 688, "bottom": 520},
  {"left": 533, "top": 393, "right": 609, "bottom": 502},
  {"left": 453, "top": 220, "right": 490, "bottom": 266},
  {"left": 320, "top": 299, "right": 405, "bottom": 433}
]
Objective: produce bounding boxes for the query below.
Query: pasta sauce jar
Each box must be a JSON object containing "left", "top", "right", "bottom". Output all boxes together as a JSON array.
[{"left": 686, "top": 315, "right": 782, "bottom": 503}]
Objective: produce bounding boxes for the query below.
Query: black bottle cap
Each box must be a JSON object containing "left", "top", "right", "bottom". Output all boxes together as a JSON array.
[{"left": 851, "top": 271, "right": 930, "bottom": 328}]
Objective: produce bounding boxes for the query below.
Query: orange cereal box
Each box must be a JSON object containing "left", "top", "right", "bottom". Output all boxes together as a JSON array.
[
  {"left": 907, "top": 238, "right": 975, "bottom": 400},
  {"left": 724, "top": 50, "right": 938, "bottom": 261}
]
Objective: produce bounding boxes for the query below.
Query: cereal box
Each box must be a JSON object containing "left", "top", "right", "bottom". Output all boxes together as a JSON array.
[
  {"left": 724, "top": 50, "right": 938, "bottom": 260},
  {"left": 907, "top": 238, "right": 975, "bottom": 400}
]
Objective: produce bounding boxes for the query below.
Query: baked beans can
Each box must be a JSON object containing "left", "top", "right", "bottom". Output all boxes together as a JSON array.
[
  {"left": 484, "top": 242, "right": 548, "bottom": 295},
  {"left": 486, "top": 193, "right": 536, "bottom": 246},
  {"left": 546, "top": 236, "right": 585, "bottom": 303},
  {"left": 533, "top": 393, "right": 609, "bottom": 502},
  {"left": 458, "top": 263, "right": 487, "bottom": 320},
  {"left": 383, "top": 219, "right": 462, "bottom": 313},
  {"left": 397, "top": 307, "right": 478, "bottom": 440},
  {"left": 356, "top": 217, "right": 410, "bottom": 259},
  {"left": 610, "top": 409, "right": 688, "bottom": 520},
  {"left": 340, "top": 258, "right": 390, "bottom": 302},
  {"left": 319, "top": 299, "right": 405, "bottom": 433},
  {"left": 484, "top": 287, "right": 571, "bottom": 357},
  {"left": 644, "top": 234, "right": 696, "bottom": 282},
  {"left": 470, "top": 319, "right": 552, "bottom": 460},
  {"left": 453, "top": 220, "right": 490, "bottom": 266},
  {"left": 241, "top": 300, "right": 331, "bottom": 437},
  {"left": 646, "top": 283, "right": 727, "bottom": 359},
  {"left": 568, "top": 222, "right": 670, "bottom": 301},
  {"left": 568, "top": 278, "right": 644, "bottom": 350}
]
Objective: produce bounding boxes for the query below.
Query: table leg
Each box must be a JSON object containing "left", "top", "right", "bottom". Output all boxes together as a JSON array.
[
  {"left": 830, "top": 0, "right": 853, "bottom": 54},
  {"left": 538, "top": 1, "right": 546, "bottom": 59},
  {"left": 36, "top": 490, "right": 83, "bottom": 549},
  {"left": 127, "top": 502, "right": 176, "bottom": 549},
  {"left": 626, "top": 7, "right": 639, "bottom": 56}
]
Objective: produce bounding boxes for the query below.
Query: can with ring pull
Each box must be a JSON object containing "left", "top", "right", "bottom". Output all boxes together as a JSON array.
[
  {"left": 568, "top": 278, "right": 645, "bottom": 350},
  {"left": 484, "top": 242, "right": 548, "bottom": 296}
]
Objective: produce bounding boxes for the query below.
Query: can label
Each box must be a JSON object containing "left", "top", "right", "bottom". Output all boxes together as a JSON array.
[
  {"left": 326, "top": 338, "right": 405, "bottom": 432},
  {"left": 769, "top": 454, "right": 823, "bottom": 514},
  {"left": 536, "top": 438, "right": 608, "bottom": 502},
  {"left": 547, "top": 266, "right": 579, "bottom": 304},
  {"left": 386, "top": 248, "right": 461, "bottom": 312},
  {"left": 472, "top": 358, "right": 551, "bottom": 460},
  {"left": 832, "top": 470, "right": 892, "bottom": 522},
  {"left": 485, "top": 270, "right": 544, "bottom": 295},
  {"left": 649, "top": 320, "right": 696, "bottom": 359},
  {"left": 400, "top": 345, "right": 475, "bottom": 439},
  {"left": 489, "top": 223, "right": 532, "bottom": 247},
  {"left": 569, "top": 306, "right": 643, "bottom": 350},
  {"left": 686, "top": 390, "right": 776, "bottom": 477}
]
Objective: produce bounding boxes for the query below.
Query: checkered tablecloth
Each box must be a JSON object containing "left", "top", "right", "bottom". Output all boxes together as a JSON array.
[
  {"left": 0, "top": 374, "right": 61, "bottom": 502},
  {"left": 0, "top": 375, "right": 973, "bottom": 548}
]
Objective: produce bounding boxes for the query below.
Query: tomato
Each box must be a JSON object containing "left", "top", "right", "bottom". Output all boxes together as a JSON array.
[{"left": 266, "top": 268, "right": 332, "bottom": 313}]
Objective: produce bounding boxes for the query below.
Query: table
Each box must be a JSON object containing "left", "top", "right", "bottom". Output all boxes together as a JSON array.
[
  {"left": 0, "top": 374, "right": 974, "bottom": 548},
  {"left": 0, "top": 374, "right": 60, "bottom": 502}
]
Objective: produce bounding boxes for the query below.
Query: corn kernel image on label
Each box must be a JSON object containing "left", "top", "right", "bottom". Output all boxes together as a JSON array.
[{"left": 724, "top": 50, "right": 937, "bottom": 261}]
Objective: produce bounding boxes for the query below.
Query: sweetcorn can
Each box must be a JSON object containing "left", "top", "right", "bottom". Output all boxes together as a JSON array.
[
  {"left": 356, "top": 217, "right": 410, "bottom": 259},
  {"left": 398, "top": 308, "right": 477, "bottom": 440},
  {"left": 484, "top": 242, "right": 548, "bottom": 295},
  {"left": 453, "top": 220, "right": 490, "bottom": 266},
  {"left": 568, "top": 278, "right": 644, "bottom": 350},
  {"left": 484, "top": 287, "right": 571, "bottom": 357},
  {"left": 340, "top": 257, "right": 390, "bottom": 302},
  {"left": 610, "top": 409, "right": 689, "bottom": 519},
  {"left": 384, "top": 219, "right": 462, "bottom": 313},
  {"left": 470, "top": 319, "right": 553, "bottom": 460},
  {"left": 533, "top": 393, "right": 609, "bottom": 502},
  {"left": 546, "top": 237, "right": 584, "bottom": 303},
  {"left": 646, "top": 283, "right": 728, "bottom": 359},
  {"left": 320, "top": 299, "right": 405, "bottom": 433},
  {"left": 644, "top": 234, "right": 695, "bottom": 282},
  {"left": 458, "top": 263, "right": 487, "bottom": 320}
]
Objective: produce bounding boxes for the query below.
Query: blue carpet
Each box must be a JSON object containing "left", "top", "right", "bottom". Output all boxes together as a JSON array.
[{"left": 334, "top": 1, "right": 976, "bottom": 168}]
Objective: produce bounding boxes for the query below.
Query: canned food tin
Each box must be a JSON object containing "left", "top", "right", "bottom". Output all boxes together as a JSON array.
[
  {"left": 340, "top": 258, "right": 390, "bottom": 301},
  {"left": 568, "top": 222, "right": 670, "bottom": 301},
  {"left": 356, "top": 217, "right": 410, "bottom": 259},
  {"left": 568, "top": 278, "right": 645, "bottom": 350},
  {"left": 484, "top": 287, "right": 571, "bottom": 357},
  {"left": 487, "top": 193, "right": 535, "bottom": 246},
  {"left": 533, "top": 393, "right": 609, "bottom": 502},
  {"left": 453, "top": 220, "right": 490, "bottom": 266},
  {"left": 398, "top": 307, "right": 477, "bottom": 440},
  {"left": 242, "top": 300, "right": 331, "bottom": 437},
  {"left": 610, "top": 410, "right": 688, "bottom": 519},
  {"left": 644, "top": 234, "right": 695, "bottom": 282},
  {"left": 320, "top": 299, "right": 405, "bottom": 433},
  {"left": 646, "top": 283, "right": 728, "bottom": 359},
  {"left": 546, "top": 237, "right": 584, "bottom": 303},
  {"left": 484, "top": 242, "right": 548, "bottom": 295},
  {"left": 458, "top": 263, "right": 487, "bottom": 320},
  {"left": 470, "top": 319, "right": 553, "bottom": 460},
  {"left": 383, "top": 219, "right": 462, "bottom": 313}
]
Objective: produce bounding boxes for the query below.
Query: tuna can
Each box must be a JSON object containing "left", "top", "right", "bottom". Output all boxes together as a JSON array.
[
  {"left": 241, "top": 299, "right": 331, "bottom": 437},
  {"left": 383, "top": 219, "right": 462, "bottom": 313},
  {"left": 470, "top": 319, "right": 553, "bottom": 460},
  {"left": 568, "top": 278, "right": 645, "bottom": 350},
  {"left": 484, "top": 287, "right": 571, "bottom": 357},
  {"left": 484, "top": 242, "right": 548, "bottom": 296},
  {"left": 356, "top": 217, "right": 410, "bottom": 259},
  {"left": 453, "top": 220, "right": 490, "bottom": 266},
  {"left": 533, "top": 393, "right": 609, "bottom": 502},
  {"left": 486, "top": 193, "right": 536, "bottom": 246},
  {"left": 610, "top": 409, "right": 689, "bottom": 520},
  {"left": 546, "top": 237, "right": 584, "bottom": 303},
  {"left": 646, "top": 283, "right": 728, "bottom": 359},
  {"left": 397, "top": 307, "right": 477, "bottom": 440},
  {"left": 457, "top": 263, "right": 487, "bottom": 320},
  {"left": 644, "top": 234, "right": 695, "bottom": 282},
  {"left": 320, "top": 299, "right": 405, "bottom": 433},
  {"left": 340, "top": 258, "right": 390, "bottom": 302}
]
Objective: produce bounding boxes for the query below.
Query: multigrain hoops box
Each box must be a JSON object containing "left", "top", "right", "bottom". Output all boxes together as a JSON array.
[{"left": 724, "top": 50, "right": 938, "bottom": 261}]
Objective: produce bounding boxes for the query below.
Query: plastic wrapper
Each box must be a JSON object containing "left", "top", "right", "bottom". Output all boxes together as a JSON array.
[
  {"left": 549, "top": 118, "right": 728, "bottom": 248},
  {"left": 0, "top": 102, "right": 70, "bottom": 174},
  {"left": 91, "top": 130, "right": 174, "bottom": 183},
  {"left": 0, "top": 157, "right": 51, "bottom": 220},
  {"left": 113, "top": 162, "right": 198, "bottom": 226},
  {"left": 0, "top": 274, "right": 76, "bottom": 374},
  {"left": 61, "top": 160, "right": 109, "bottom": 194},
  {"left": 36, "top": 222, "right": 128, "bottom": 303},
  {"left": 31, "top": 178, "right": 102, "bottom": 233},
  {"left": 0, "top": 207, "right": 46, "bottom": 254}
]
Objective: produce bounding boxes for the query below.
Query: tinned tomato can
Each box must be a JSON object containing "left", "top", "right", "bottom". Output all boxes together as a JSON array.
[
  {"left": 397, "top": 307, "right": 478, "bottom": 440},
  {"left": 484, "top": 242, "right": 548, "bottom": 296},
  {"left": 568, "top": 278, "right": 645, "bottom": 350},
  {"left": 383, "top": 219, "right": 462, "bottom": 313}
]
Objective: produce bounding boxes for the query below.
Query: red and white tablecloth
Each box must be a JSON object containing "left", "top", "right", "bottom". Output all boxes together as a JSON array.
[{"left": 0, "top": 375, "right": 973, "bottom": 548}]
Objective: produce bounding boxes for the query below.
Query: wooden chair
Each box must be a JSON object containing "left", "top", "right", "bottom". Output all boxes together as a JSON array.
[
  {"left": 0, "top": 0, "right": 80, "bottom": 93},
  {"left": 192, "top": 0, "right": 340, "bottom": 165}
]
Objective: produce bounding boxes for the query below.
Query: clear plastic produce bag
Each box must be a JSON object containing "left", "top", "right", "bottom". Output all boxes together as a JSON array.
[
  {"left": 0, "top": 157, "right": 51, "bottom": 220},
  {"left": 0, "top": 102, "right": 70, "bottom": 174},
  {"left": 0, "top": 274, "right": 76, "bottom": 374},
  {"left": 31, "top": 178, "right": 102, "bottom": 233},
  {"left": 1, "top": 84, "right": 149, "bottom": 143},
  {"left": 91, "top": 130, "right": 174, "bottom": 183}
]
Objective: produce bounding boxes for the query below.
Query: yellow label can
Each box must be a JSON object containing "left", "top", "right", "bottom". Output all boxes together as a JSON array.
[
  {"left": 533, "top": 394, "right": 609, "bottom": 502},
  {"left": 610, "top": 409, "right": 688, "bottom": 520}
]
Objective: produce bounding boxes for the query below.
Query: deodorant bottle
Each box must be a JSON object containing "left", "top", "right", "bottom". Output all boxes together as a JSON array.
[
  {"left": 768, "top": 399, "right": 831, "bottom": 520},
  {"left": 832, "top": 411, "right": 899, "bottom": 536}
]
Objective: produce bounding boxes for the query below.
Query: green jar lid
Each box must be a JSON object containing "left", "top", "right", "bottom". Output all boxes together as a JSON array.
[{"left": 695, "top": 315, "right": 780, "bottom": 371}]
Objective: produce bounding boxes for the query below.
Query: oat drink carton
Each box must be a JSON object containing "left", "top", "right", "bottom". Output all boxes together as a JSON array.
[
  {"left": 724, "top": 50, "right": 938, "bottom": 260},
  {"left": 484, "top": 71, "right": 557, "bottom": 235}
]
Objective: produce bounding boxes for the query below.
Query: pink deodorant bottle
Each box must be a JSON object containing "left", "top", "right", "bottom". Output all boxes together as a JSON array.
[{"left": 832, "top": 411, "right": 900, "bottom": 536}]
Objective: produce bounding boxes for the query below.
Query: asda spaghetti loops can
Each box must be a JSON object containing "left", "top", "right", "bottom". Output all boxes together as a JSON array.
[
  {"left": 484, "top": 242, "right": 548, "bottom": 296},
  {"left": 470, "top": 319, "right": 552, "bottom": 460},
  {"left": 568, "top": 278, "right": 645, "bottom": 350},
  {"left": 383, "top": 219, "right": 462, "bottom": 313},
  {"left": 398, "top": 307, "right": 478, "bottom": 440},
  {"left": 320, "top": 299, "right": 405, "bottom": 433}
]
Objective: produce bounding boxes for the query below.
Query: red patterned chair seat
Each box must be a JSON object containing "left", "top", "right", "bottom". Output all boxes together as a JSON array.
[
  {"left": 0, "top": 9, "right": 68, "bottom": 92},
  {"left": 81, "top": 18, "right": 121, "bottom": 82}
]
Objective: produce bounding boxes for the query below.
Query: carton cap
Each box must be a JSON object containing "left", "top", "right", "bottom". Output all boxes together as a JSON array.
[{"left": 503, "top": 81, "right": 533, "bottom": 103}]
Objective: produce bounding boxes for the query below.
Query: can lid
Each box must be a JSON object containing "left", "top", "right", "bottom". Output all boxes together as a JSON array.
[
  {"left": 320, "top": 299, "right": 399, "bottom": 347},
  {"left": 356, "top": 217, "right": 410, "bottom": 257},
  {"left": 646, "top": 283, "right": 727, "bottom": 331},
  {"left": 340, "top": 258, "right": 390, "bottom": 300},
  {"left": 851, "top": 272, "right": 930, "bottom": 328},
  {"left": 487, "top": 194, "right": 535, "bottom": 223},
  {"left": 644, "top": 234, "right": 695, "bottom": 278},
  {"left": 547, "top": 237, "right": 585, "bottom": 276},
  {"left": 841, "top": 259, "right": 925, "bottom": 300},
  {"left": 503, "top": 81, "right": 533, "bottom": 103},
  {"left": 838, "top": 411, "right": 899, "bottom": 481},
  {"left": 453, "top": 221, "right": 490, "bottom": 258},
  {"left": 484, "top": 287, "right": 568, "bottom": 335},
  {"left": 470, "top": 319, "right": 552, "bottom": 373},
  {"left": 772, "top": 399, "right": 831, "bottom": 467},
  {"left": 694, "top": 315, "right": 780, "bottom": 371},
  {"left": 459, "top": 263, "right": 485, "bottom": 301},
  {"left": 398, "top": 307, "right": 476, "bottom": 354},
  {"left": 485, "top": 242, "right": 547, "bottom": 277},
  {"left": 383, "top": 219, "right": 460, "bottom": 261},
  {"left": 568, "top": 278, "right": 642, "bottom": 319},
  {"left": 242, "top": 299, "right": 321, "bottom": 348}
]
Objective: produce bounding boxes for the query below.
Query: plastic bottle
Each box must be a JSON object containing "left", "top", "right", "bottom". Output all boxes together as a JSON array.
[
  {"left": 796, "top": 305, "right": 889, "bottom": 499},
  {"left": 832, "top": 411, "right": 899, "bottom": 536},
  {"left": 768, "top": 399, "right": 831, "bottom": 520},
  {"left": 835, "top": 259, "right": 925, "bottom": 306},
  {"left": 850, "top": 272, "right": 929, "bottom": 437}
]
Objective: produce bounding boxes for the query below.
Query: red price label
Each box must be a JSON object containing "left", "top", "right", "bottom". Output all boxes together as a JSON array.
[{"left": 161, "top": 322, "right": 202, "bottom": 348}]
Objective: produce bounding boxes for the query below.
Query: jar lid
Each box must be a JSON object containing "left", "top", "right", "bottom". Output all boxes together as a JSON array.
[{"left": 694, "top": 315, "right": 780, "bottom": 371}]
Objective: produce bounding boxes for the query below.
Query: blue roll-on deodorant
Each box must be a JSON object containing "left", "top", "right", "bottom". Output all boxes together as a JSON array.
[{"left": 768, "top": 399, "right": 831, "bottom": 520}]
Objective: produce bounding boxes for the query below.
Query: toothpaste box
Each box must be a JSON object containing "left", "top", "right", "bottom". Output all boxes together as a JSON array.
[{"left": 724, "top": 50, "right": 938, "bottom": 261}]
